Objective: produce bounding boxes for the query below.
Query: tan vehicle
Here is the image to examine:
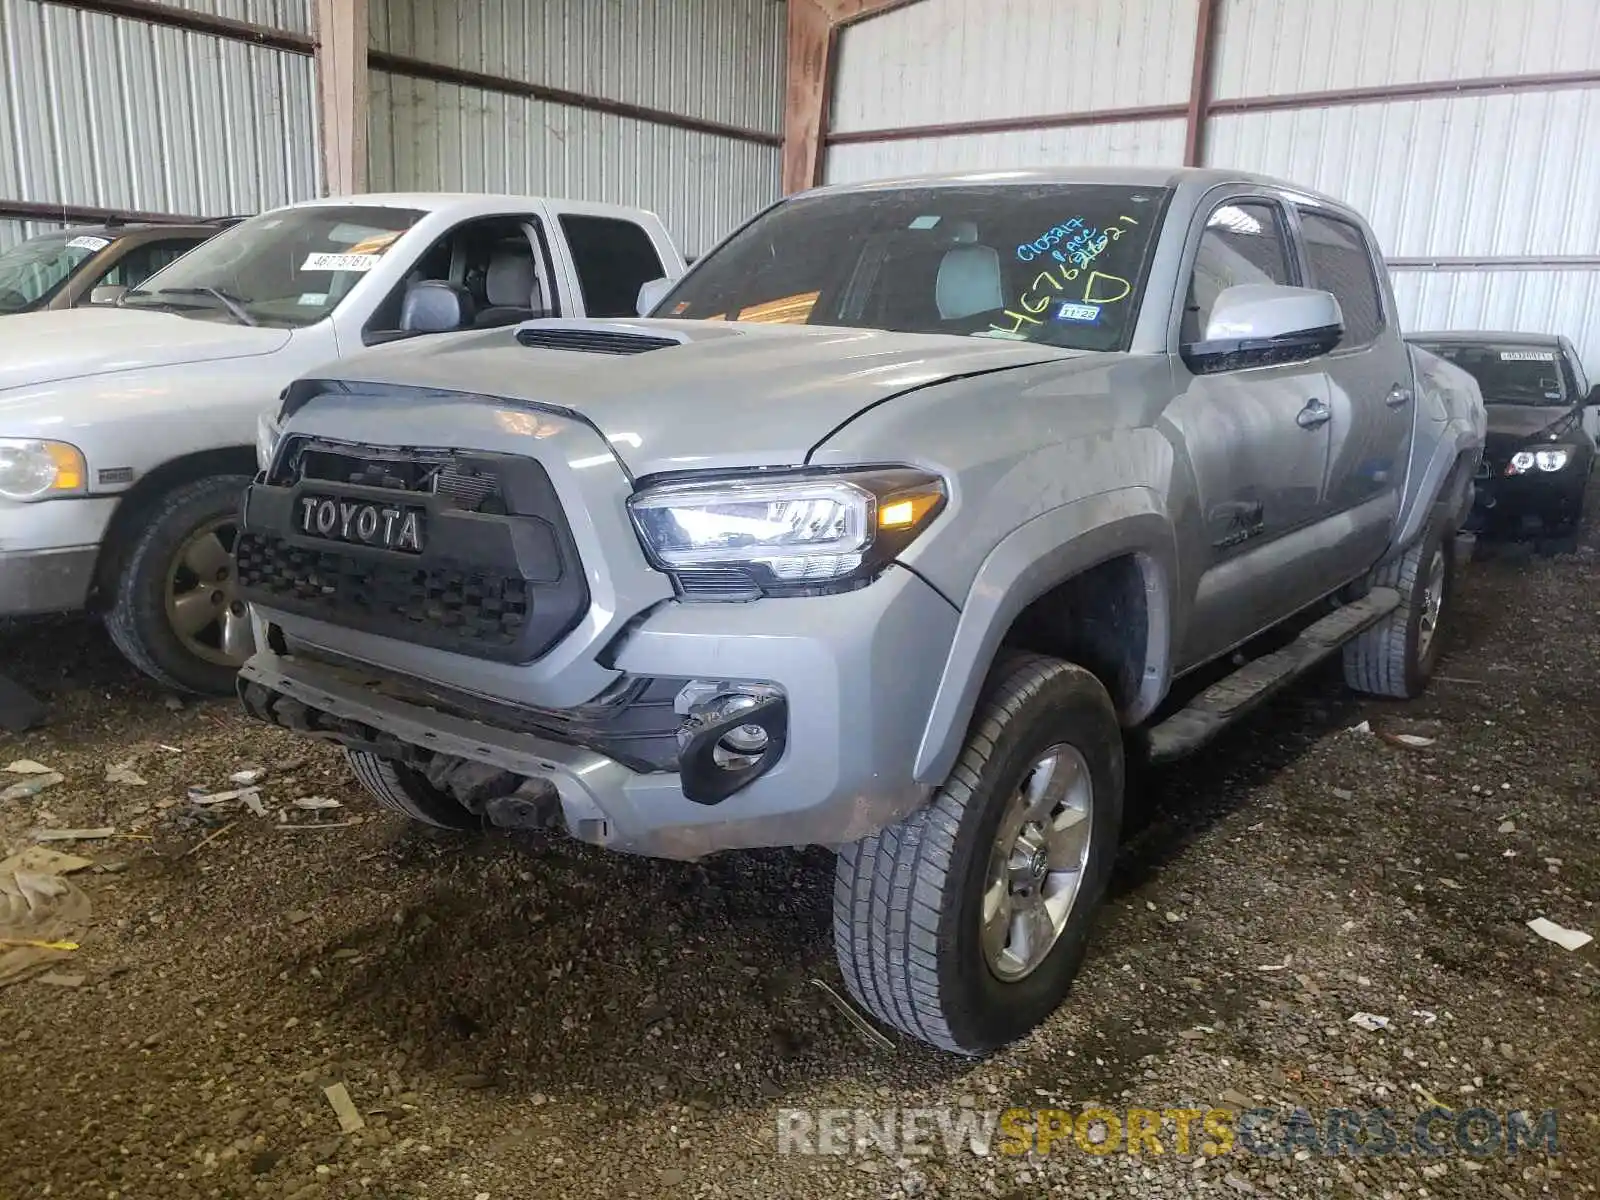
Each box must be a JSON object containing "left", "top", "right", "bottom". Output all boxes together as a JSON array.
[{"left": 0, "top": 219, "right": 237, "bottom": 314}]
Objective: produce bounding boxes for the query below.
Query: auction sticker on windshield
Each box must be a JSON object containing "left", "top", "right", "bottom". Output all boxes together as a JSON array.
[
  {"left": 67, "top": 236, "right": 111, "bottom": 252},
  {"left": 1500, "top": 350, "right": 1555, "bottom": 361},
  {"left": 301, "top": 252, "right": 382, "bottom": 272}
]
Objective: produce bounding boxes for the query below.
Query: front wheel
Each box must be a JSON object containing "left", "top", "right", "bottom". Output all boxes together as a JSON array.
[
  {"left": 104, "top": 474, "right": 255, "bottom": 696},
  {"left": 345, "top": 751, "right": 483, "bottom": 830},
  {"left": 833, "top": 653, "right": 1124, "bottom": 1054}
]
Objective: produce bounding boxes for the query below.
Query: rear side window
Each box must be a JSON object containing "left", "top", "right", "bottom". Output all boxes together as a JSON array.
[
  {"left": 559, "top": 215, "right": 665, "bottom": 318},
  {"left": 1297, "top": 211, "right": 1384, "bottom": 349},
  {"left": 1182, "top": 201, "right": 1295, "bottom": 345}
]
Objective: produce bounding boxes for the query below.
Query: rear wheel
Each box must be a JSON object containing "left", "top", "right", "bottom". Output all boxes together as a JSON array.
[
  {"left": 345, "top": 751, "right": 483, "bottom": 830},
  {"left": 1343, "top": 513, "right": 1454, "bottom": 699},
  {"left": 833, "top": 653, "right": 1123, "bottom": 1054},
  {"left": 104, "top": 475, "right": 255, "bottom": 695}
]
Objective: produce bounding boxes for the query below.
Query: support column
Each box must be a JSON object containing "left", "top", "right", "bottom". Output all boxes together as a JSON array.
[
  {"left": 1183, "top": 0, "right": 1220, "bottom": 167},
  {"left": 315, "top": 0, "right": 369, "bottom": 196},
  {"left": 783, "top": 0, "right": 926, "bottom": 194}
]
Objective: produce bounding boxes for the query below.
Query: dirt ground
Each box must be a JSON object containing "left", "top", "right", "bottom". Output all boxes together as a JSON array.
[{"left": 1, "top": 529, "right": 1595, "bottom": 1200}]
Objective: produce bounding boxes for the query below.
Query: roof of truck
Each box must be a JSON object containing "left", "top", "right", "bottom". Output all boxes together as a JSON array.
[
  {"left": 281, "top": 192, "right": 659, "bottom": 220},
  {"left": 810, "top": 165, "right": 1347, "bottom": 205},
  {"left": 1408, "top": 330, "right": 1564, "bottom": 348}
]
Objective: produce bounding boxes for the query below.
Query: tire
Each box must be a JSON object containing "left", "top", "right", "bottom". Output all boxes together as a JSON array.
[
  {"left": 104, "top": 474, "right": 255, "bottom": 696},
  {"left": 833, "top": 653, "right": 1124, "bottom": 1054},
  {"left": 345, "top": 750, "right": 483, "bottom": 830},
  {"left": 1342, "top": 512, "right": 1454, "bottom": 699}
]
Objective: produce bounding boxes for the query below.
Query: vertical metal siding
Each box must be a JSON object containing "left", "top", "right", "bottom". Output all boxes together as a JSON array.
[
  {"left": 824, "top": 119, "right": 1188, "bottom": 184},
  {"left": 1205, "top": 88, "right": 1600, "bottom": 258},
  {"left": 1392, "top": 269, "right": 1600, "bottom": 381},
  {"left": 0, "top": 216, "right": 61, "bottom": 250},
  {"left": 1213, "top": 0, "right": 1600, "bottom": 100},
  {"left": 830, "top": 0, "right": 1197, "bottom": 134},
  {"left": 148, "top": 0, "right": 312, "bottom": 38},
  {"left": 368, "top": 71, "right": 781, "bottom": 258},
  {"left": 0, "top": 0, "right": 320, "bottom": 216},
  {"left": 371, "top": 0, "right": 784, "bottom": 134}
]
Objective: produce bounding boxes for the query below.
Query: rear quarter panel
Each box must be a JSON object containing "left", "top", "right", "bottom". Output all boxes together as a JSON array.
[{"left": 1394, "top": 344, "right": 1487, "bottom": 547}]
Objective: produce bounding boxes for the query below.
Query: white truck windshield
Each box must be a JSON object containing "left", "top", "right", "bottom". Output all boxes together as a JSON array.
[{"left": 123, "top": 205, "right": 425, "bottom": 328}]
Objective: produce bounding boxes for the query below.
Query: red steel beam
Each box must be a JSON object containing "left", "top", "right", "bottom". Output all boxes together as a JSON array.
[
  {"left": 828, "top": 68, "right": 1600, "bottom": 146},
  {"left": 1183, "top": 0, "right": 1221, "bottom": 167}
]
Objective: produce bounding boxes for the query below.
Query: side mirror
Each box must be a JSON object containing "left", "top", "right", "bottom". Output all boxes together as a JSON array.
[
  {"left": 399, "top": 280, "right": 474, "bottom": 334},
  {"left": 1183, "top": 284, "right": 1344, "bottom": 375},
  {"left": 88, "top": 284, "right": 127, "bottom": 306},
  {"left": 636, "top": 276, "right": 674, "bottom": 317}
]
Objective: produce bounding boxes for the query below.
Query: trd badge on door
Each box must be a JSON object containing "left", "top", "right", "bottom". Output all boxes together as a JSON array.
[{"left": 1211, "top": 500, "right": 1265, "bottom": 550}]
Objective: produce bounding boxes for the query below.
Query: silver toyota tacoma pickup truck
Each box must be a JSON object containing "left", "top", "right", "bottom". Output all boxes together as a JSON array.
[{"left": 236, "top": 167, "right": 1485, "bottom": 1054}]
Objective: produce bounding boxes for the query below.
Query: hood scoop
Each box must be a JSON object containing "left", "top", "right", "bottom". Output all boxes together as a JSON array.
[{"left": 514, "top": 319, "right": 689, "bottom": 356}]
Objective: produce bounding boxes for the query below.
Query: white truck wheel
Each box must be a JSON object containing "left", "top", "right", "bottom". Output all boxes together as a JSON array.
[{"left": 104, "top": 475, "right": 254, "bottom": 696}]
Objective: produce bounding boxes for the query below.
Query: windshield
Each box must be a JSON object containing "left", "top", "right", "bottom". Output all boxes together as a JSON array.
[
  {"left": 0, "top": 232, "right": 109, "bottom": 313},
  {"left": 122, "top": 205, "right": 424, "bottom": 328},
  {"left": 1415, "top": 342, "right": 1569, "bottom": 406},
  {"left": 659, "top": 183, "right": 1169, "bottom": 351}
]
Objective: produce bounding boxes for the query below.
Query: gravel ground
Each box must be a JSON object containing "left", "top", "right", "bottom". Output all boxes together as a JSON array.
[{"left": 1, "top": 528, "right": 1595, "bottom": 1200}]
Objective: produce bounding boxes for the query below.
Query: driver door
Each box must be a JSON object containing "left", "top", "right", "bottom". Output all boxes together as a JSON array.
[{"left": 1166, "top": 194, "right": 1336, "bottom": 669}]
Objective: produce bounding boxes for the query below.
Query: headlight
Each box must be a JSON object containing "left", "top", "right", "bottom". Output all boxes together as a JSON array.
[
  {"left": 256, "top": 409, "right": 282, "bottom": 471},
  {"left": 0, "top": 439, "right": 87, "bottom": 501},
  {"left": 628, "top": 468, "right": 947, "bottom": 597},
  {"left": 1507, "top": 446, "right": 1572, "bottom": 475}
]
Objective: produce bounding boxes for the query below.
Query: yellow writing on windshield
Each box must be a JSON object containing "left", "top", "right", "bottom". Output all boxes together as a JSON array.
[{"left": 987, "top": 215, "right": 1140, "bottom": 339}]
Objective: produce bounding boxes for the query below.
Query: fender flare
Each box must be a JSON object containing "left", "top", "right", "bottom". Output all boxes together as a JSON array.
[
  {"left": 912, "top": 488, "right": 1178, "bottom": 785},
  {"left": 1393, "top": 419, "right": 1481, "bottom": 551}
]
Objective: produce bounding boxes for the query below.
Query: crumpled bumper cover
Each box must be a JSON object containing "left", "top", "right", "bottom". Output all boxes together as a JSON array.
[{"left": 239, "top": 563, "right": 958, "bottom": 859}]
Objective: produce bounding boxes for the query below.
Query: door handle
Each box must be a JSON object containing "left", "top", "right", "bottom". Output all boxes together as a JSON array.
[
  {"left": 1297, "top": 397, "right": 1331, "bottom": 429},
  {"left": 1387, "top": 384, "right": 1413, "bottom": 408}
]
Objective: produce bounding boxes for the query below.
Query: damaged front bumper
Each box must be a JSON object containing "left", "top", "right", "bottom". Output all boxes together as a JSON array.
[{"left": 240, "top": 563, "right": 956, "bottom": 860}]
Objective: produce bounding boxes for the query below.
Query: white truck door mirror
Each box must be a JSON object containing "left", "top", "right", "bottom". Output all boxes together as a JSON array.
[{"left": 636, "top": 277, "right": 674, "bottom": 317}]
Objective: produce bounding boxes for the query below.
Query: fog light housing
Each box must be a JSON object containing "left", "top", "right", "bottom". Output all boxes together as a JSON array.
[{"left": 675, "top": 680, "right": 787, "bottom": 804}]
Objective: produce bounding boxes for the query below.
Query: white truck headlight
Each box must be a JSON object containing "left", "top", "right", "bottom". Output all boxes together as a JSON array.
[
  {"left": 0, "top": 438, "right": 88, "bottom": 501},
  {"left": 1507, "top": 446, "right": 1572, "bottom": 475},
  {"left": 628, "top": 468, "right": 946, "bottom": 597}
]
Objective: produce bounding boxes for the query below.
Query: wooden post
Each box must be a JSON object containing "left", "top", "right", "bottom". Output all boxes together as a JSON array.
[
  {"left": 315, "top": 0, "right": 369, "bottom": 196},
  {"left": 1183, "top": 0, "right": 1220, "bottom": 167},
  {"left": 783, "top": 0, "right": 927, "bottom": 194}
]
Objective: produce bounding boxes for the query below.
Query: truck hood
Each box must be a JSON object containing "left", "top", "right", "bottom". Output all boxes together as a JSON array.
[
  {"left": 301, "top": 318, "right": 1086, "bottom": 476},
  {"left": 0, "top": 307, "right": 292, "bottom": 391}
]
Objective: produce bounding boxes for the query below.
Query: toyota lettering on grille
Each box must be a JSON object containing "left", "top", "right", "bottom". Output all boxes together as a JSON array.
[{"left": 297, "top": 494, "right": 426, "bottom": 553}]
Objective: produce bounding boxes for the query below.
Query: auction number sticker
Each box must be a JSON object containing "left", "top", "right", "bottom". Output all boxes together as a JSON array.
[
  {"left": 67, "top": 235, "right": 111, "bottom": 252},
  {"left": 301, "top": 252, "right": 382, "bottom": 272},
  {"left": 1500, "top": 350, "right": 1554, "bottom": 361}
]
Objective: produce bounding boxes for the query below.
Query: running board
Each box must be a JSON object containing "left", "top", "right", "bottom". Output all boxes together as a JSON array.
[{"left": 1147, "top": 586, "right": 1400, "bottom": 763}]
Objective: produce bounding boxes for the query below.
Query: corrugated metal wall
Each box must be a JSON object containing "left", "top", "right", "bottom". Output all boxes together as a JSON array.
[
  {"left": 825, "top": 0, "right": 1600, "bottom": 373},
  {"left": 0, "top": 0, "right": 321, "bottom": 227},
  {"left": 825, "top": 0, "right": 1195, "bottom": 180},
  {"left": 369, "top": 0, "right": 785, "bottom": 256},
  {"left": 1205, "top": 0, "right": 1600, "bottom": 373}
]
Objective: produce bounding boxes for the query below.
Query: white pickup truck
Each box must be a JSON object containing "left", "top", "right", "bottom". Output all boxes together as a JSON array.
[{"left": 0, "top": 193, "right": 684, "bottom": 693}]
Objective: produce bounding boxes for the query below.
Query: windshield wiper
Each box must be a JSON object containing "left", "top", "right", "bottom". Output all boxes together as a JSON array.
[{"left": 149, "top": 286, "right": 258, "bottom": 326}]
